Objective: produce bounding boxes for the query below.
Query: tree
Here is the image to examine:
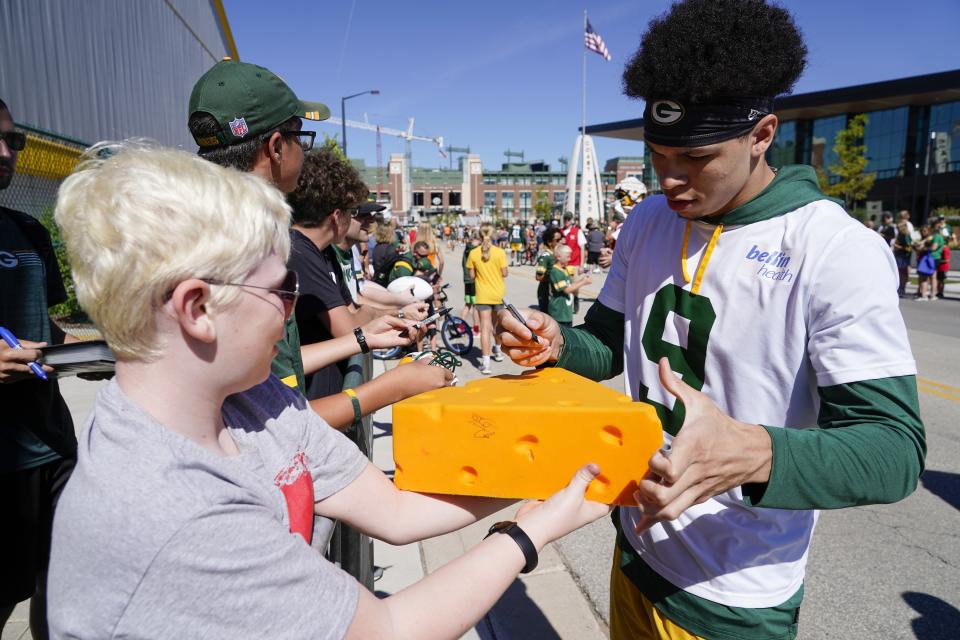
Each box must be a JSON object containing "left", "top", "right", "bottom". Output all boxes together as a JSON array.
[
  {"left": 321, "top": 132, "right": 346, "bottom": 161},
  {"left": 817, "top": 113, "right": 876, "bottom": 210},
  {"left": 533, "top": 188, "right": 553, "bottom": 220}
]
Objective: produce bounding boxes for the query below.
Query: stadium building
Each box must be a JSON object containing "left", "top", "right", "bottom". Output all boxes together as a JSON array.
[{"left": 356, "top": 154, "right": 644, "bottom": 221}]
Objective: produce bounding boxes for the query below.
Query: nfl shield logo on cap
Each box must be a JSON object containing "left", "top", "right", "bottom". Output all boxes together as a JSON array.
[{"left": 228, "top": 117, "right": 249, "bottom": 138}]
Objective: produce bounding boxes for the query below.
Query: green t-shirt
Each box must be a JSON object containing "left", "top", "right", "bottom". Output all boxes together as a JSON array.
[
  {"left": 547, "top": 265, "right": 573, "bottom": 323},
  {"left": 462, "top": 242, "right": 479, "bottom": 284},
  {"left": 270, "top": 315, "right": 305, "bottom": 394},
  {"left": 929, "top": 233, "right": 946, "bottom": 260}
]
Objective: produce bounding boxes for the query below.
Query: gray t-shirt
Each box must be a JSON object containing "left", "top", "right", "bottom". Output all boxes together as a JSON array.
[{"left": 48, "top": 375, "right": 367, "bottom": 639}]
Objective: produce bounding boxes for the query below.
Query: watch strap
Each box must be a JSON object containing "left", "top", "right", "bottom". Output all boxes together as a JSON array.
[
  {"left": 485, "top": 521, "right": 538, "bottom": 574},
  {"left": 353, "top": 327, "right": 370, "bottom": 353}
]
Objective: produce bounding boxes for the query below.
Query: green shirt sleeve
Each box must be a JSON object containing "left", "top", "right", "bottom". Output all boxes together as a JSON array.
[
  {"left": 552, "top": 300, "right": 625, "bottom": 381},
  {"left": 743, "top": 375, "right": 926, "bottom": 510}
]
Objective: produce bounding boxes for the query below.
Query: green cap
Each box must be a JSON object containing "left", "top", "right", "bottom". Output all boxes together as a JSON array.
[{"left": 188, "top": 58, "right": 330, "bottom": 149}]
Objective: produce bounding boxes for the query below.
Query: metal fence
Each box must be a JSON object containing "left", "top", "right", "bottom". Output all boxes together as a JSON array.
[
  {"left": 328, "top": 352, "right": 376, "bottom": 590},
  {"left": 0, "top": 123, "right": 89, "bottom": 219}
]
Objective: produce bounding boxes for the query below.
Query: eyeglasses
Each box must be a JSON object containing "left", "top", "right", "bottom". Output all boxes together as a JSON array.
[
  {"left": 0, "top": 131, "right": 26, "bottom": 152},
  {"left": 203, "top": 269, "right": 300, "bottom": 320},
  {"left": 283, "top": 130, "right": 316, "bottom": 152}
]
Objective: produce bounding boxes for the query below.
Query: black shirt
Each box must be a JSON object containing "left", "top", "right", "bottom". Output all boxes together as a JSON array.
[
  {"left": 0, "top": 207, "right": 76, "bottom": 469},
  {"left": 288, "top": 230, "right": 354, "bottom": 401}
]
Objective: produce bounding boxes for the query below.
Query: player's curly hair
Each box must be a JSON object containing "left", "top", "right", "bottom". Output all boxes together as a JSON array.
[
  {"left": 288, "top": 147, "right": 369, "bottom": 227},
  {"left": 622, "top": 0, "right": 807, "bottom": 103}
]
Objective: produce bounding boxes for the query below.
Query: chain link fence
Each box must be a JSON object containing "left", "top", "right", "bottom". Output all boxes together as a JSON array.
[{"left": 0, "top": 123, "right": 89, "bottom": 218}]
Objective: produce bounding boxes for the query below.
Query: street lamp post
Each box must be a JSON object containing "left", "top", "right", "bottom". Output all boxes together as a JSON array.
[{"left": 340, "top": 89, "right": 380, "bottom": 159}]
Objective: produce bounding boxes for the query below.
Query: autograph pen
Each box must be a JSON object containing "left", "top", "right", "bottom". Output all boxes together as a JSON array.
[
  {"left": 412, "top": 307, "right": 451, "bottom": 330},
  {"left": 0, "top": 326, "right": 49, "bottom": 381},
  {"left": 505, "top": 303, "right": 540, "bottom": 343}
]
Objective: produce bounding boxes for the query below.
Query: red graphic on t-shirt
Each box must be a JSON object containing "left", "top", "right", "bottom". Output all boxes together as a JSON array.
[{"left": 274, "top": 450, "right": 315, "bottom": 544}]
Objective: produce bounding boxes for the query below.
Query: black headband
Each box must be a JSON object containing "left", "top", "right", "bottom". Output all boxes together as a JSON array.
[{"left": 643, "top": 97, "right": 774, "bottom": 147}]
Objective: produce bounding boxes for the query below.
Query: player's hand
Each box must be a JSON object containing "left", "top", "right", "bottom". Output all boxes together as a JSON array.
[
  {"left": 0, "top": 340, "right": 54, "bottom": 384},
  {"left": 515, "top": 464, "right": 612, "bottom": 549},
  {"left": 598, "top": 248, "right": 613, "bottom": 269},
  {"left": 632, "top": 358, "right": 773, "bottom": 534},
  {"left": 400, "top": 301, "right": 429, "bottom": 322},
  {"left": 361, "top": 316, "right": 418, "bottom": 350},
  {"left": 495, "top": 308, "right": 560, "bottom": 367}
]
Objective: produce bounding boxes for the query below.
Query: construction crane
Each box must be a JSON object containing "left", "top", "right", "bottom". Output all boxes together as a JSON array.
[
  {"left": 444, "top": 145, "right": 471, "bottom": 170},
  {"left": 326, "top": 116, "right": 444, "bottom": 214}
]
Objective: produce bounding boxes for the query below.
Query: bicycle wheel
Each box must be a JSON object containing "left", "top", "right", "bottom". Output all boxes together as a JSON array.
[
  {"left": 441, "top": 315, "right": 474, "bottom": 355},
  {"left": 372, "top": 345, "right": 403, "bottom": 360}
]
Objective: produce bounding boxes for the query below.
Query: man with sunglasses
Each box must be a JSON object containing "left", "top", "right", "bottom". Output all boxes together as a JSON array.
[{"left": 0, "top": 98, "right": 78, "bottom": 638}]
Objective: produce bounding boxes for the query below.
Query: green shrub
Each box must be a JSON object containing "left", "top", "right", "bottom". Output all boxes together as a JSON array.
[{"left": 38, "top": 207, "right": 88, "bottom": 322}]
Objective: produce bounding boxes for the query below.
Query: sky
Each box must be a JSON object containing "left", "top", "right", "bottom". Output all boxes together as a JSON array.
[{"left": 223, "top": 0, "right": 960, "bottom": 172}]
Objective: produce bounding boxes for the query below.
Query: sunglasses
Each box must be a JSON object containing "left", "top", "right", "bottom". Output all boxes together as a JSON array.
[
  {"left": 0, "top": 131, "right": 26, "bottom": 152},
  {"left": 283, "top": 130, "right": 316, "bottom": 152},
  {"left": 202, "top": 269, "right": 300, "bottom": 320}
]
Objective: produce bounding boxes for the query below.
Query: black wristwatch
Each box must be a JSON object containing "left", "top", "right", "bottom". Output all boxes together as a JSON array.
[
  {"left": 484, "top": 521, "right": 538, "bottom": 574},
  {"left": 353, "top": 327, "right": 370, "bottom": 354}
]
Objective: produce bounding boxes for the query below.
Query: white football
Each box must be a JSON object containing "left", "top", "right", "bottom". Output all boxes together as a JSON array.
[{"left": 387, "top": 276, "right": 433, "bottom": 301}]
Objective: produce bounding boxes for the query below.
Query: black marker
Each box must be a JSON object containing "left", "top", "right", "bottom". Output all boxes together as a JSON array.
[{"left": 505, "top": 303, "right": 540, "bottom": 343}]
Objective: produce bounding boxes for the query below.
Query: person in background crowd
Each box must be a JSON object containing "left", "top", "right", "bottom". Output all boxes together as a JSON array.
[
  {"left": 47, "top": 142, "right": 610, "bottom": 639},
  {"left": 461, "top": 230, "right": 480, "bottom": 336},
  {"left": 536, "top": 226, "right": 564, "bottom": 312},
  {"left": 284, "top": 149, "right": 427, "bottom": 402},
  {"left": 547, "top": 245, "right": 592, "bottom": 327},
  {"left": 586, "top": 222, "right": 606, "bottom": 274},
  {"left": 561, "top": 212, "right": 586, "bottom": 313},
  {"left": 914, "top": 225, "right": 936, "bottom": 301},
  {"left": 416, "top": 222, "right": 444, "bottom": 277},
  {"left": 928, "top": 219, "right": 946, "bottom": 301},
  {"left": 466, "top": 223, "right": 508, "bottom": 375},
  {"left": 892, "top": 220, "right": 914, "bottom": 297},
  {"left": 898, "top": 210, "right": 916, "bottom": 240},
  {"left": 509, "top": 221, "right": 523, "bottom": 266},
  {"left": 877, "top": 211, "right": 896, "bottom": 246},
  {"left": 0, "top": 97, "right": 79, "bottom": 640}
]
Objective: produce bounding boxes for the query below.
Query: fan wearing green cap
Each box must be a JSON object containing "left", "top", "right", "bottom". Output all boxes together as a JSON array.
[
  {"left": 495, "top": 1, "right": 925, "bottom": 638},
  {"left": 188, "top": 58, "right": 329, "bottom": 392}
]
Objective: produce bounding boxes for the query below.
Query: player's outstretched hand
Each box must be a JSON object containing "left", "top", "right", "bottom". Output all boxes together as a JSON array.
[
  {"left": 362, "top": 315, "right": 418, "bottom": 350},
  {"left": 494, "top": 308, "right": 561, "bottom": 368},
  {"left": 632, "top": 358, "right": 773, "bottom": 534},
  {"left": 514, "top": 464, "right": 612, "bottom": 549}
]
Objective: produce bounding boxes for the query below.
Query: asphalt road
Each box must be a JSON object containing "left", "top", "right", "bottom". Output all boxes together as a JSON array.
[{"left": 436, "top": 244, "right": 960, "bottom": 640}]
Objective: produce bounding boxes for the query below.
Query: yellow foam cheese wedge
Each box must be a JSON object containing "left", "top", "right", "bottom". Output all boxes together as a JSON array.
[{"left": 393, "top": 367, "right": 663, "bottom": 505}]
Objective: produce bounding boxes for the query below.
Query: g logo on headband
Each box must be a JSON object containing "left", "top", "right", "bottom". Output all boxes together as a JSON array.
[{"left": 651, "top": 100, "right": 684, "bottom": 125}]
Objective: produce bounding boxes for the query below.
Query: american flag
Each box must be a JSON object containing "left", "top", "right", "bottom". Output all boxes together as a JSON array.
[{"left": 584, "top": 20, "right": 611, "bottom": 61}]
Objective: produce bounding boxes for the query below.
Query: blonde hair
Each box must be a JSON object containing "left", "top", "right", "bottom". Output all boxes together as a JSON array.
[
  {"left": 374, "top": 219, "right": 396, "bottom": 244},
  {"left": 479, "top": 223, "right": 495, "bottom": 262},
  {"left": 554, "top": 244, "right": 572, "bottom": 261},
  {"left": 55, "top": 141, "right": 291, "bottom": 361},
  {"left": 416, "top": 222, "right": 437, "bottom": 254}
]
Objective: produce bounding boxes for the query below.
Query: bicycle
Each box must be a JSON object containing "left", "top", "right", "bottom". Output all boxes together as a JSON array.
[{"left": 372, "top": 283, "right": 474, "bottom": 359}]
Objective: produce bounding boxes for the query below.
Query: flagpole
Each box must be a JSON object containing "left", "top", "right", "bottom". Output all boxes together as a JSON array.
[{"left": 581, "top": 9, "right": 587, "bottom": 223}]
